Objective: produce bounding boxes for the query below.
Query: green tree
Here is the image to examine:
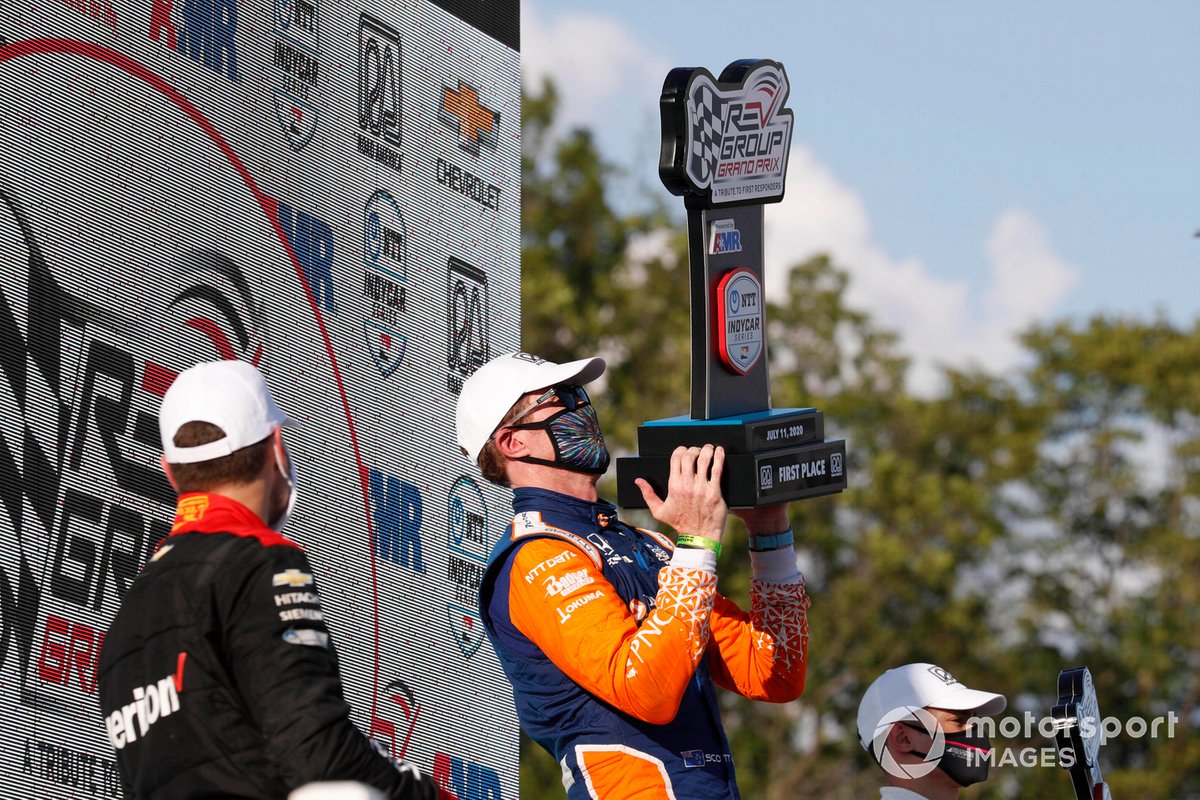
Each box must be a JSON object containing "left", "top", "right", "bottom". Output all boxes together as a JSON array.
[{"left": 516, "top": 78, "right": 1200, "bottom": 799}]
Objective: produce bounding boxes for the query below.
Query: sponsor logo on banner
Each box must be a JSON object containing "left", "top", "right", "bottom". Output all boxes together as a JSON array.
[
  {"left": 435, "top": 75, "right": 501, "bottom": 210},
  {"left": 356, "top": 14, "right": 402, "bottom": 172},
  {"left": 59, "top": 0, "right": 118, "bottom": 31},
  {"left": 362, "top": 191, "right": 409, "bottom": 376},
  {"left": 148, "top": 0, "right": 243, "bottom": 83},
  {"left": 759, "top": 465, "right": 774, "bottom": 490},
  {"left": 0, "top": 187, "right": 272, "bottom": 707},
  {"left": 270, "top": 0, "right": 322, "bottom": 150},
  {"left": 273, "top": 197, "right": 335, "bottom": 313},
  {"left": 38, "top": 614, "right": 104, "bottom": 695},
  {"left": 446, "top": 257, "right": 489, "bottom": 395},
  {"left": 369, "top": 677, "right": 423, "bottom": 760},
  {"left": 685, "top": 62, "right": 792, "bottom": 203},
  {"left": 446, "top": 477, "right": 488, "bottom": 657},
  {"left": 439, "top": 79, "right": 499, "bottom": 157},
  {"left": 715, "top": 268, "right": 763, "bottom": 375},
  {"left": 21, "top": 738, "right": 122, "bottom": 796},
  {"left": 436, "top": 159, "right": 501, "bottom": 211},
  {"left": 366, "top": 467, "right": 426, "bottom": 573},
  {"left": 433, "top": 751, "right": 504, "bottom": 800},
  {"left": 709, "top": 219, "right": 742, "bottom": 254}
]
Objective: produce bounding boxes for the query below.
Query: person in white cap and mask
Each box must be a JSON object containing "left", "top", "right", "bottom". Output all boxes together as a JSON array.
[
  {"left": 857, "top": 663, "right": 1007, "bottom": 800},
  {"left": 97, "top": 360, "right": 444, "bottom": 800},
  {"left": 460, "top": 352, "right": 812, "bottom": 800}
]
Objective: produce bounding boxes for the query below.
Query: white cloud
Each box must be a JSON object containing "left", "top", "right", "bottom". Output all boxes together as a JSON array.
[
  {"left": 523, "top": 5, "right": 1079, "bottom": 396},
  {"left": 521, "top": 4, "right": 670, "bottom": 138},
  {"left": 767, "top": 150, "right": 1078, "bottom": 394}
]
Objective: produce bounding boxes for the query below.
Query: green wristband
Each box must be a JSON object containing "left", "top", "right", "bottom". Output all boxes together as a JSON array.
[{"left": 675, "top": 534, "right": 722, "bottom": 559}]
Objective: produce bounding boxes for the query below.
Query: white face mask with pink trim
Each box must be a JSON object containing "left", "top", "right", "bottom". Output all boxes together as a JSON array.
[{"left": 268, "top": 431, "right": 299, "bottom": 532}]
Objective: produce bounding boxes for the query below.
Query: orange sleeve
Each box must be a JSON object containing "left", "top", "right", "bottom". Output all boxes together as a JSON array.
[
  {"left": 507, "top": 538, "right": 716, "bottom": 725},
  {"left": 706, "top": 579, "right": 810, "bottom": 702}
]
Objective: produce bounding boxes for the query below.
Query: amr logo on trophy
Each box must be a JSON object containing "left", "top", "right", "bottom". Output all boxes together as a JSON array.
[{"left": 616, "top": 59, "right": 848, "bottom": 509}]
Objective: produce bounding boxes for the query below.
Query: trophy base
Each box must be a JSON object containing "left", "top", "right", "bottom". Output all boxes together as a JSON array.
[{"left": 615, "top": 408, "right": 847, "bottom": 509}]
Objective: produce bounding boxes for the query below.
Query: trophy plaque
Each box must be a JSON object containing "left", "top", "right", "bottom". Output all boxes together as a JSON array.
[{"left": 616, "top": 59, "right": 848, "bottom": 509}]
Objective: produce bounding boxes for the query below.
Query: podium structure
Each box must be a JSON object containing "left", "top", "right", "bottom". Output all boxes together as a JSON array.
[{"left": 616, "top": 59, "right": 848, "bottom": 509}]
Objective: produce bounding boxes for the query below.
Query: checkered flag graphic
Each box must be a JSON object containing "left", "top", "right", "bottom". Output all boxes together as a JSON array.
[{"left": 687, "top": 81, "right": 727, "bottom": 188}]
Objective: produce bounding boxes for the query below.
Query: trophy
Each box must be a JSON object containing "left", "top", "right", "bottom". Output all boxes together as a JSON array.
[
  {"left": 616, "top": 60, "right": 848, "bottom": 509},
  {"left": 1051, "top": 666, "right": 1113, "bottom": 800}
]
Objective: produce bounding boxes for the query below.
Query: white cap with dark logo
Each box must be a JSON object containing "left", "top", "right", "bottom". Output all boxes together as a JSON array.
[
  {"left": 455, "top": 351, "right": 606, "bottom": 463},
  {"left": 856, "top": 663, "right": 1007, "bottom": 750},
  {"left": 159, "top": 360, "right": 301, "bottom": 464}
]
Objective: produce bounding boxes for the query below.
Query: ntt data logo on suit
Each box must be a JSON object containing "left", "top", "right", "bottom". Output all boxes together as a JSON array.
[{"left": 356, "top": 14, "right": 402, "bottom": 172}]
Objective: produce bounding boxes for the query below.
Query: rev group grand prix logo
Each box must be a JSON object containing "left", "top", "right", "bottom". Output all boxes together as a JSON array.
[
  {"left": 0, "top": 186, "right": 269, "bottom": 709},
  {"left": 270, "top": 0, "right": 322, "bottom": 150},
  {"left": 681, "top": 61, "right": 793, "bottom": 204}
]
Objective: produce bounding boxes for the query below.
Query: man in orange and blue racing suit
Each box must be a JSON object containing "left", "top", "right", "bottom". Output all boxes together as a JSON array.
[{"left": 456, "top": 352, "right": 810, "bottom": 799}]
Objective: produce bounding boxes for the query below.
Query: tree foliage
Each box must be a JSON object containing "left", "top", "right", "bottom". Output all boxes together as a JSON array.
[{"left": 516, "top": 79, "right": 1199, "bottom": 799}]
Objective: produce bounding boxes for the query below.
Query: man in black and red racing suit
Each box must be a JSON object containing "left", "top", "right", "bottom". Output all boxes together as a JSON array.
[{"left": 97, "top": 359, "right": 445, "bottom": 800}]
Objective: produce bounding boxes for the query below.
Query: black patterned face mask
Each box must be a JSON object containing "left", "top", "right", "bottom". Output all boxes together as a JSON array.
[
  {"left": 507, "top": 386, "right": 610, "bottom": 475},
  {"left": 910, "top": 727, "right": 993, "bottom": 787}
]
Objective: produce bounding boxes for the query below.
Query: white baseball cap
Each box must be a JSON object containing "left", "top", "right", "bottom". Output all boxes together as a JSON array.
[
  {"left": 857, "top": 663, "right": 1006, "bottom": 749},
  {"left": 288, "top": 782, "right": 385, "bottom": 800},
  {"left": 455, "top": 351, "right": 606, "bottom": 463},
  {"left": 159, "top": 360, "right": 301, "bottom": 464}
]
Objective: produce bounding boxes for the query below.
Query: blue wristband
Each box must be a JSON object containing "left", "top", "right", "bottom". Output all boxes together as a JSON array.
[{"left": 747, "top": 527, "right": 794, "bottom": 552}]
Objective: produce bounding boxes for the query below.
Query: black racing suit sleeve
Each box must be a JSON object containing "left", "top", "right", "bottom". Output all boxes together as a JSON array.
[{"left": 223, "top": 544, "right": 439, "bottom": 799}]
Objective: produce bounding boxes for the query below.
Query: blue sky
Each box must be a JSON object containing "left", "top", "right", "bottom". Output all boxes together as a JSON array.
[{"left": 521, "top": 1, "right": 1197, "bottom": 391}]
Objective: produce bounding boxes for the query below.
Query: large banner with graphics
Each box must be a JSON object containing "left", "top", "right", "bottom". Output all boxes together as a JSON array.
[{"left": 0, "top": 1, "right": 520, "bottom": 797}]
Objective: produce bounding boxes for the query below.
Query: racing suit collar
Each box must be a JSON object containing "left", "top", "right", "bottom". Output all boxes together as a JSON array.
[
  {"left": 512, "top": 487, "right": 619, "bottom": 529},
  {"left": 169, "top": 492, "right": 270, "bottom": 536}
]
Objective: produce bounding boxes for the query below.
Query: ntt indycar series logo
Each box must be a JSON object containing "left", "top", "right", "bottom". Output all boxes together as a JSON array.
[{"left": 679, "top": 61, "right": 793, "bottom": 204}]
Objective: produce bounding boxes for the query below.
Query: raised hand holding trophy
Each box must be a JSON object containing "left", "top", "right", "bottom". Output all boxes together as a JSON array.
[{"left": 616, "top": 59, "right": 848, "bottom": 508}]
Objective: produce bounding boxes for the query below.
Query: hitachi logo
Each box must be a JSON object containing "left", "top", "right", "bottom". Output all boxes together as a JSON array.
[{"left": 105, "top": 654, "right": 186, "bottom": 750}]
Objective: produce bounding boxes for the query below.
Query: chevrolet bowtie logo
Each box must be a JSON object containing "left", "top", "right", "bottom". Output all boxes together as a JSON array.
[
  {"left": 439, "top": 80, "right": 499, "bottom": 156},
  {"left": 273, "top": 569, "right": 314, "bottom": 588}
]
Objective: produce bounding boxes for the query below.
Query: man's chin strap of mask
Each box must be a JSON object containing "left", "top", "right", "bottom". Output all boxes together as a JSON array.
[
  {"left": 269, "top": 428, "right": 299, "bottom": 532},
  {"left": 509, "top": 403, "right": 611, "bottom": 475},
  {"left": 911, "top": 729, "right": 993, "bottom": 787}
]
